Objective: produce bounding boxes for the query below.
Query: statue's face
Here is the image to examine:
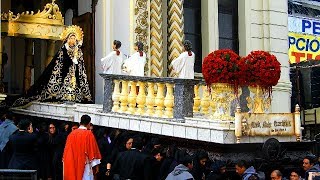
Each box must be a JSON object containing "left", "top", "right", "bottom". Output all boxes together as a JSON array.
[{"left": 67, "top": 35, "right": 76, "bottom": 47}]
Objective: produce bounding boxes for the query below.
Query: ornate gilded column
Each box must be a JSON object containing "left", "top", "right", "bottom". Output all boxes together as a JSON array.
[
  {"left": 168, "top": 0, "right": 184, "bottom": 76},
  {"left": 24, "top": 39, "right": 33, "bottom": 92},
  {"left": 46, "top": 40, "right": 56, "bottom": 66},
  {"left": 150, "top": 0, "right": 164, "bottom": 77},
  {"left": 130, "top": 0, "right": 151, "bottom": 75}
]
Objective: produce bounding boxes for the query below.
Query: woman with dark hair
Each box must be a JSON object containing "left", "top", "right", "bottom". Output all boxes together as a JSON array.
[
  {"left": 159, "top": 144, "right": 178, "bottom": 180},
  {"left": 191, "top": 149, "right": 209, "bottom": 180},
  {"left": 101, "top": 40, "right": 123, "bottom": 75},
  {"left": 107, "top": 132, "right": 133, "bottom": 178},
  {"left": 122, "top": 41, "right": 146, "bottom": 76},
  {"left": 171, "top": 40, "right": 195, "bottom": 79},
  {"left": 13, "top": 25, "right": 92, "bottom": 106}
]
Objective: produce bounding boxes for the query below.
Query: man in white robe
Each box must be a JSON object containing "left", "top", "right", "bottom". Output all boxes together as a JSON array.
[
  {"left": 171, "top": 40, "right": 195, "bottom": 79},
  {"left": 101, "top": 40, "right": 123, "bottom": 75},
  {"left": 122, "top": 42, "right": 146, "bottom": 77}
]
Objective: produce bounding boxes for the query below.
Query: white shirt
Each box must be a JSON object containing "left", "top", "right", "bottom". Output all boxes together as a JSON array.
[
  {"left": 171, "top": 51, "right": 195, "bottom": 79},
  {"left": 123, "top": 52, "right": 146, "bottom": 76},
  {"left": 101, "top": 51, "right": 123, "bottom": 75}
]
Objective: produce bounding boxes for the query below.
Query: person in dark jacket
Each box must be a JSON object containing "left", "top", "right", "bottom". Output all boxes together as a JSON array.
[
  {"left": 191, "top": 150, "right": 209, "bottom": 180},
  {"left": 8, "top": 119, "right": 38, "bottom": 170},
  {"left": 96, "top": 127, "right": 113, "bottom": 179},
  {"left": 159, "top": 144, "right": 178, "bottom": 180},
  {"left": 37, "top": 122, "right": 51, "bottom": 179},
  {"left": 111, "top": 136, "right": 150, "bottom": 180},
  {"left": 52, "top": 122, "right": 70, "bottom": 180},
  {"left": 166, "top": 155, "right": 194, "bottom": 180},
  {"left": 206, "top": 160, "right": 227, "bottom": 180},
  {"left": 148, "top": 147, "right": 166, "bottom": 180},
  {"left": 303, "top": 155, "right": 320, "bottom": 179},
  {"left": 107, "top": 131, "right": 133, "bottom": 175},
  {"left": 235, "top": 160, "right": 258, "bottom": 180}
]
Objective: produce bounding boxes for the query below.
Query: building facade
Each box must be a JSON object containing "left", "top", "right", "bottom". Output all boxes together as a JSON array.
[
  {"left": 94, "top": 0, "right": 291, "bottom": 113},
  {"left": 0, "top": 0, "right": 291, "bottom": 113}
]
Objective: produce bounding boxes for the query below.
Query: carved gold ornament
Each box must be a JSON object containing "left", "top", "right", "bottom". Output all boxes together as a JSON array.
[
  {"left": 1, "top": 0, "right": 65, "bottom": 40},
  {"left": 60, "top": 25, "right": 84, "bottom": 44}
]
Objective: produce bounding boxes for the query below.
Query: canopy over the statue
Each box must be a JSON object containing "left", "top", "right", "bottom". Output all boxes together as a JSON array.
[{"left": 1, "top": 0, "right": 65, "bottom": 40}]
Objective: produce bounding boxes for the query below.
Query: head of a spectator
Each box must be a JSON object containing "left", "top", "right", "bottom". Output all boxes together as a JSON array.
[
  {"left": 18, "top": 119, "right": 32, "bottom": 133},
  {"left": 124, "top": 136, "right": 133, "bottom": 150},
  {"left": 303, "top": 155, "right": 317, "bottom": 171},
  {"left": 235, "top": 160, "right": 249, "bottom": 176},
  {"left": 195, "top": 150, "right": 208, "bottom": 167},
  {"left": 271, "top": 170, "right": 282, "bottom": 180},
  {"left": 89, "top": 123, "right": 94, "bottom": 132},
  {"left": 211, "top": 160, "right": 227, "bottom": 174},
  {"left": 182, "top": 155, "right": 193, "bottom": 170},
  {"left": 167, "top": 144, "right": 177, "bottom": 158},
  {"left": 132, "top": 136, "right": 143, "bottom": 151},
  {"left": 39, "top": 122, "right": 47, "bottom": 133},
  {"left": 152, "top": 147, "right": 166, "bottom": 162},
  {"left": 151, "top": 137, "right": 161, "bottom": 149},
  {"left": 80, "top": 115, "right": 91, "bottom": 129},
  {"left": 49, "top": 123, "right": 56, "bottom": 135},
  {"left": 59, "top": 122, "right": 70, "bottom": 133},
  {"left": 71, "top": 122, "right": 79, "bottom": 131},
  {"left": 289, "top": 169, "right": 301, "bottom": 180},
  {"left": 96, "top": 127, "right": 110, "bottom": 140}
]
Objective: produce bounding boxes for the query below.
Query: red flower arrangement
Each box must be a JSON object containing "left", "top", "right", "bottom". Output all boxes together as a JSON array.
[
  {"left": 202, "top": 49, "right": 241, "bottom": 87},
  {"left": 238, "top": 51, "right": 281, "bottom": 90}
]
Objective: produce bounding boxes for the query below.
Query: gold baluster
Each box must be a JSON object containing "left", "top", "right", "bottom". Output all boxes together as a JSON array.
[
  {"left": 193, "top": 84, "right": 201, "bottom": 113},
  {"left": 136, "top": 81, "right": 146, "bottom": 115},
  {"left": 210, "top": 85, "right": 216, "bottom": 114},
  {"left": 164, "top": 83, "right": 174, "bottom": 118},
  {"left": 146, "top": 82, "right": 155, "bottom": 116},
  {"left": 155, "top": 83, "right": 165, "bottom": 117},
  {"left": 200, "top": 85, "right": 210, "bottom": 115},
  {"left": 112, "top": 80, "right": 121, "bottom": 112},
  {"left": 119, "top": 80, "right": 129, "bottom": 113},
  {"left": 127, "top": 81, "right": 137, "bottom": 114}
]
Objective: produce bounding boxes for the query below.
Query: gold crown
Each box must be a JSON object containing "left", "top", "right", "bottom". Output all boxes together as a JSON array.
[{"left": 60, "top": 25, "right": 84, "bottom": 43}]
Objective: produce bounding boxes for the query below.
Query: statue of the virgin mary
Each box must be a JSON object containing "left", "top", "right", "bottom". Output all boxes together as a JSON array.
[{"left": 13, "top": 25, "right": 92, "bottom": 106}]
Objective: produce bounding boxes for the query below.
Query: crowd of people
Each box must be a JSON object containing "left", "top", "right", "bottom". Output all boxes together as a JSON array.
[{"left": 0, "top": 111, "right": 320, "bottom": 180}]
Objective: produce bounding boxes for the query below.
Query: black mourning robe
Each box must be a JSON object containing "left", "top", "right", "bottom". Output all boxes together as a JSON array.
[{"left": 13, "top": 44, "right": 92, "bottom": 106}]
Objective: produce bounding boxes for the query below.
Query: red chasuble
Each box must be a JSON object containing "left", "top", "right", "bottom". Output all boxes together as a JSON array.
[{"left": 63, "top": 128, "right": 101, "bottom": 180}]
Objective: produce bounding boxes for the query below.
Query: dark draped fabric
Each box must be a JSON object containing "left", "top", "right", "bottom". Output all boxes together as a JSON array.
[{"left": 13, "top": 44, "right": 92, "bottom": 106}]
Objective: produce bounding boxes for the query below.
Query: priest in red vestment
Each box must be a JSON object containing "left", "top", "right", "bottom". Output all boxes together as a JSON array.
[{"left": 63, "top": 115, "right": 101, "bottom": 180}]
